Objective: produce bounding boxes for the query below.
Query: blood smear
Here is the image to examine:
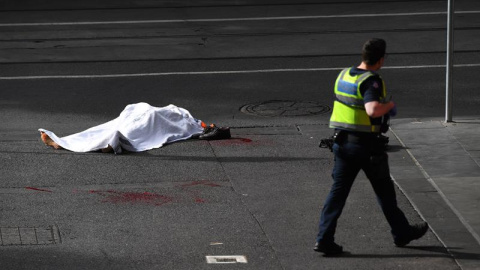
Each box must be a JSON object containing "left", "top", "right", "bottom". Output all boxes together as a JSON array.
[
  {"left": 90, "top": 190, "right": 174, "bottom": 206},
  {"left": 25, "top": 187, "right": 52, "bottom": 193}
]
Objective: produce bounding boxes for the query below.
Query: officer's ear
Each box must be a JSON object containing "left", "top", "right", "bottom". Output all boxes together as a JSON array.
[{"left": 376, "top": 57, "right": 385, "bottom": 69}]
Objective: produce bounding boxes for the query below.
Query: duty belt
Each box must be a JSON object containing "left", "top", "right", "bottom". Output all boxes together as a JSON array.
[{"left": 335, "top": 130, "right": 378, "bottom": 144}]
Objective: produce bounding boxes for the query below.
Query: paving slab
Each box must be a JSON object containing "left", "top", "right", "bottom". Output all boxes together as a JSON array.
[{"left": 390, "top": 118, "right": 480, "bottom": 270}]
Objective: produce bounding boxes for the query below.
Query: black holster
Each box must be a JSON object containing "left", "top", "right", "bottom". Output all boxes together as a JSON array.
[{"left": 380, "top": 114, "right": 390, "bottom": 133}]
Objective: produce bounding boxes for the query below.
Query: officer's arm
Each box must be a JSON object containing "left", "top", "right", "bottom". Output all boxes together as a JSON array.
[{"left": 364, "top": 101, "right": 395, "bottom": 118}]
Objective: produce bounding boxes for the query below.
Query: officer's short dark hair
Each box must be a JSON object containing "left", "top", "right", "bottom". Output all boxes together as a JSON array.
[{"left": 362, "top": 38, "right": 386, "bottom": 65}]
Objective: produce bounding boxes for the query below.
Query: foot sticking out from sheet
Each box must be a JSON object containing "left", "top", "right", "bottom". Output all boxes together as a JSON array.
[{"left": 40, "top": 132, "right": 62, "bottom": 149}]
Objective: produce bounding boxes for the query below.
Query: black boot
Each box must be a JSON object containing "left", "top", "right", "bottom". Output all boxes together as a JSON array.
[
  {"left": 394, "top": 222, "right": 429, "bottom": 247},
  {"left": 314, "top": 241, "right": 343, "bottom": 255},
  {"left": 199, "top": 125, "right": 231, "bottom": 140}
]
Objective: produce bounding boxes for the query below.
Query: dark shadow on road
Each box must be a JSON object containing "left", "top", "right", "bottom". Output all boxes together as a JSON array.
[
  {"left": 125, "top": 153, "right": 327, "bottom": 163},
  {"left": 0, "top": 246, "right": 136, "bottom": 270},
  {"left": 20, "top": 149, "right": 328, "bottom": 163},
  {"left": 446, "top": 120, "right": 480, "bottom": 125},
  {"left": 332, "top": 246, "right": 480, "bottom": 261},
  {"left": 408, "top": 246, "right": 480, "bottom": 261},
  {"left": 386, "top": 145, "right": 407, "bottom": 152}
]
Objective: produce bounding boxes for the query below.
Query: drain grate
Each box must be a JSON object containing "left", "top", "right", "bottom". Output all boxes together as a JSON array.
[
  {"left": 240, "top": 100, "right": 330, "bottom": 117},
  {"left": 0, "top": 226, "right": 61, "bottom": 246}
]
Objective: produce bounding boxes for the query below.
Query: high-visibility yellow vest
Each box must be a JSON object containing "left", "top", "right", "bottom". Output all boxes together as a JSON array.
[{"left": 329, "top": 67, "right": 386, "bottom": 133}]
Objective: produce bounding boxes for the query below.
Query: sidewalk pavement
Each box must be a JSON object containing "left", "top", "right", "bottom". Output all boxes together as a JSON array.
[
  {"left": 389, "top": 117, "right": 480, "bottom": 270},
  {"left": 1, "top": 118, "right": 480, "bottom": 269}
]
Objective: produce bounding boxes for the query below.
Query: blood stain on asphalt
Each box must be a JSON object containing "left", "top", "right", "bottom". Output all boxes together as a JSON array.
[
  {"left": 210, "top": 138, "right": 253, "bottom": 145},
  {"left": 89, "top": 190, "right": 174, "bottom": 206},
  {"left": 25, "top": 187, "right": 53, "bottom": 193}
]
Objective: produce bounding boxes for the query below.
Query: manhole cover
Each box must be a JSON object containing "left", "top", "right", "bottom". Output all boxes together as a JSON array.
[{"left": 240, "top": 100, "right": 330, "bottom": 117}]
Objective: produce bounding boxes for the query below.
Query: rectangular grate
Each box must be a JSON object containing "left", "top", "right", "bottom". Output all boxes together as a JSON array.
[
  {"left": 206, "top": 255, "right": 247, "bottom": 264},
  {"left": 0, "top": 226, "right": 61, "bottom": 246}
]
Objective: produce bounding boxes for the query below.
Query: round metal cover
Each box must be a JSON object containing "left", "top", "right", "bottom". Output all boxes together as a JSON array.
[{"left": 240, "top": 100, "right": 330, "bottom": 117}]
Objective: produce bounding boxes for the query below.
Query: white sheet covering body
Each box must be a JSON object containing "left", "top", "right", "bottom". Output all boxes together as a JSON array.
[{"left": 39, "top": 103, "right": 204, "bottom": 154}]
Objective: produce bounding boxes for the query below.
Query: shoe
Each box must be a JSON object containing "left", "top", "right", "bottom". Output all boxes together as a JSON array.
[
  {"left": 199, "top": 125, "right": 231, "bottom": 140},
  {"left": 191, "top": 124, "right": 215, "bottom": 139},
  {"left": 314, "top": 241, "right": 343, "bottom": 255},
  {"left": 394, "top": 222, "right": 429, "bottom": 247},
  {"left": 203, "top": 124, "right": 216, "bottom": 134}
]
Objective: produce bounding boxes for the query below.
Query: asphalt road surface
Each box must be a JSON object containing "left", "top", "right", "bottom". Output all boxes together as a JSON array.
[{"left": 1, "top": 0, "right": 480, "bottom": 269}]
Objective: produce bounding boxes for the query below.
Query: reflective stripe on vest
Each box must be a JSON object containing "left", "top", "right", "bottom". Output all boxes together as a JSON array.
[
  {"left": 330, "top": 120, "right": 381, "bottom": 133},
  {"left": 329, "top": 67, "right": 385, "bottom": 133}
]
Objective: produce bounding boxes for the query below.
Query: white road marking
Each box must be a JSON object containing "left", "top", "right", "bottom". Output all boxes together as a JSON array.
[
  {"left": 206, "top": 255, "right": 247, "bottom": 264},
  {"left": 0, "top": 10, "right": 478, "bottom": 27},
  {"left": 1, "top": 64, "right": 480, "bottom": 80}
]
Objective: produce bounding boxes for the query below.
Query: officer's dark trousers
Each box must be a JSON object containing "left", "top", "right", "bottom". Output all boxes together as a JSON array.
[{"left": 316, "top": 140, "right": 411, "bottom": 244}]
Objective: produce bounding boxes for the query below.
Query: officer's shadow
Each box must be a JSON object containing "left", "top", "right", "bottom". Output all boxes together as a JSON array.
[
  {"left": 328, "top": 246, "right": 480, "bottom": 260},
  {"left": 386, "top": 144, "right": 408, "bottom": 153}
]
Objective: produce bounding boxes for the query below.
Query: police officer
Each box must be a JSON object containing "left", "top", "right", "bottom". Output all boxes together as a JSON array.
[{"left": 314, "top": 38, "right": 428, "bottom": 255}]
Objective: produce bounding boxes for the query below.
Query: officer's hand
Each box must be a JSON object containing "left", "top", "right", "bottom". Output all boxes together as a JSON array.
[{"left": 389, "top": 103, "right": 397, "bottom": 117}]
